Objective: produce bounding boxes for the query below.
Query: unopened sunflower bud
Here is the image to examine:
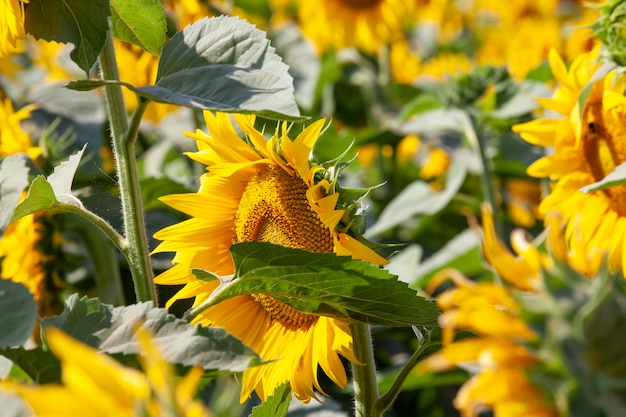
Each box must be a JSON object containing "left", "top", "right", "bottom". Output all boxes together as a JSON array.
[{"left": 594, "top": 0, "right": 626, "bottom": 66}]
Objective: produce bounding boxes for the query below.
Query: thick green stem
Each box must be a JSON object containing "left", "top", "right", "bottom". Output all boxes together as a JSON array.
[
  {"left": 376, "top": 341, "right": 434, "bottom": 413},
  {"left": 99, "top": 31, "right": 157, "bottom": 304},
  {"left": 350, "top": 323, "right": 381, "bottom": 417}
]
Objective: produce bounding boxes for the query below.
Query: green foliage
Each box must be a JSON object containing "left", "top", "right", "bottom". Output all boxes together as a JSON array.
[
  {"left": 0, "top": 348, "right": 61, "bottom": 384},
  {"left": 24, "top": 0, "right": 111, "bottom": 75},
  {"left": 0, "top": 281, "right": 37, "bottom": 349},
  {"left": 594, "top": 0, "right": 626, "bottom": 66},
  {"left": 192, "top": 242, "right": 440, "bottom": 328},
  {"left": 110, "top": 0, "right": 166, "bottom": 56},
  {"left": 0, "top": 154, "right": 30, "bottom": 230},
  {"left": 42, "top": 294, "right": 260, "bottom": 372},
  {"left": 249, "top": 383, "right": 291, "bottom": 417}
]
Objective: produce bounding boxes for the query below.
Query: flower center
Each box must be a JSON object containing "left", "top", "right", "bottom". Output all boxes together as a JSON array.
[
  {"left": 582, "top": 101, "right": 626, "bottom": 215},
  {"left": 234, "top": 164, "right": 334, "bottom": 328},
  {"left": 339, "top": 0, "right": 382, "bottom": 10}
]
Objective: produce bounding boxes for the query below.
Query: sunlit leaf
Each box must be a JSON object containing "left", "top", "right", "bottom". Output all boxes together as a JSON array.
[
  {"left": 196, "top": 242, "right": 440, "bottom": 327},
  {"left": 250, "top": 382, "right": 290, "bottom": 417},
  {"left": 580, "top": 161, "right": 626, "bottom": 193},
  {"left": 46, "top": 144, "right": 86, "bottom": 207},
  {"left": 10, "top": 177, "right": 57, "bottom": 222},
  {"left": 366, "top": 159, "right": 467, "bottom": 237},
  {"left": 0, "top": 281, "right": 37, "bottom": 349},
  {"left": 110, "top": 0, "right": 166, "bottom": 56},
  {"left": 24, "top": 0, "right": 111, "bottom": 75},
  {"left": 0, "top": 154, "right": 30, "bottom": 230},
  {"left": 42, "top": 295, "right": 259, "bottom": 372},
  {"left": 0, "top": 392, "right": 34, "bottom": 417}
]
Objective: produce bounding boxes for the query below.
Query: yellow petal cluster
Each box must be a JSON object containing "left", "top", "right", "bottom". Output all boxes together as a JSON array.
[
  {"left": 420, "top": 269, "right": 556, "bottom": 417},
  {"left": 1, "top": 327, "right": 211, "bottom": 417},
  {"left": 0, "top": 0, "right": 26, "bottom": 58}
]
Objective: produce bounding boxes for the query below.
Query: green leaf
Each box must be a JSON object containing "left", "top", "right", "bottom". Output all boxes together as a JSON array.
[
  {"left": 196, "top": 242, "right": 440, "bottom": 327},
  {"left": 42, "top": 294, "right": 259, "bottom": 372},
  {"left": 0, "top": 347, "right": 61, "bottom": 384},
  {"left": 580, "top": 161, "right": 626, "bottom": 193},
  {"left": 10, "top": 176, "right": 58, "bottom": 222},
  {"left": 366, "top": 159, "right": 467, "bottom": 236},
  {"left": 11, "top": 146, "right": 87, "bottom": 222},
  {"left": 0, "top": 154, "right": 30, "bottom": 230},
  {"left": 137, "top": 16, "right": 300, "bottom": 120},
  {"left": 0, "top": 280, "right": 37, "bottom": 349},
  {"left": 110, "top": 0, "right": 166, "bottom": 56},
  {"left": 249, "top": 382, "right": 291, "bottom": 417},
  {"left": 24, "top": 0, "right": 111, "bottom": 75}
]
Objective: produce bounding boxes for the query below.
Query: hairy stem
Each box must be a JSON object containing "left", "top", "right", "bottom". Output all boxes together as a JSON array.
[
  {"left": 99, "top": 31, "right": 156, "bottom": 304},
  {"left": 350, "top": 322, "right": 381, "bottom": 417}
]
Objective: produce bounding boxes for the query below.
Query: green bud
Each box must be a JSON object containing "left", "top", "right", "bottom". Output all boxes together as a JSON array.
[{"left": 594, "top": 0, "right": 626, "bottom": 67}]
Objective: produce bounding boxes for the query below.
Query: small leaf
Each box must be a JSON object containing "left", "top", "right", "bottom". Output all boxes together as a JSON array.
[
  {"left": 250, "top": 382, "right": 291, "bottom": 417},
  {"left": 366, "top": 159, "right": 467, "bottom": 236},
  {"left": 580, "top": 161, "right": 626, "bottom": 193},
  {"left": 64, "top": 79, "right": 110, "bottom": 91},
  {"left": 0, "top": 280, "right": 37, "bottom": 349},
  {"left": 42, "top": 294, "right": 259, "bottom": 372},
  {"left": 10, "top": 176, "right": 58, "bottom": 222},
  {"left": 24, "top": 0, "right": 111, "bottom": 75},
  {"left": 198, "top": 242, "right": 440, "bottom": 328},
  {"left": 393, "top": 108, "right": 467, "bottom": 135},
  {"left": 110, "top": 0, "right": 166, "bottom": 56},
  {"left": 0, "top": 348, "right": 61, "bottom": 384},
  {"left": 0, "top": 154, "right": 30, "bottom": 230},
  {"left": 134, "top": 16, "right": 300, "bottom": 120},
  {"left": 47, "top": 144, "right": 86, "bottom": 207}
]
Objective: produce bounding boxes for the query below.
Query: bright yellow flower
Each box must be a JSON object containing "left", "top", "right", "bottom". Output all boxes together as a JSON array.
[
  {"left": 0, "top": 210, "right": 46, "bottom": 302},
  {"left": 420, "top": 147, "right": 450, "bottom": 180},
  {"left": 0, "top": 0, "right": 26, "bottom": 58},
  {"left": 564, "top": 6, "right": 601, "bottom": 62},
  {"left": 153, "top": 112, "right": 388, "bottom": 403},
  {"left": 298, "top": 0, "right": 415, "bottom": 54},
  {"left": 0, "top": 97, "right": 41, "bottom": 160},
  {"left": 503, "top": 178, "right": 542, "bottom": 228},
  {"left": 1, "top": 327, "right": 211, "bottom": 417},
  {"left": 390, "top": 39, "right": 421, "bottom": 84},
  {"left": 513, "top": 48, "right": 626, "bottom": 273},
  {"left": 421, "top": 269, "right": 557, "bottom": 417},
  {"left": 164, "top": 0, "right": 212, "bottom": 29}
]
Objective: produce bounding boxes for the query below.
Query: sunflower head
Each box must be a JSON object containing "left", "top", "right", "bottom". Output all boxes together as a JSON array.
[{"left": 153, "top": 112, "right": 387, "bottom": 403}]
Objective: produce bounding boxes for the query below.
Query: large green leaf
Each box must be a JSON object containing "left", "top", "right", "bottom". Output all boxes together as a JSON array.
[
  {"left": 0, "top": 280, "right": 37, "bottom": 349},
  {"left": 110, "top": 0, "right": 166, "bottom": 56},
  {"left": 0, "top": 154, "right": 30, "bottom": 230},
  {"left": 193, "top": 242, "right": 440, "bottom": 328},
  {"left": 24, "top": 0, "right": 111, "bottom": 75},
  {"left": 68, "top": 16, "right": 301, "bottom": 120},
  {"left": 42, "top": 294, "right": 259, "bottom": 372}
]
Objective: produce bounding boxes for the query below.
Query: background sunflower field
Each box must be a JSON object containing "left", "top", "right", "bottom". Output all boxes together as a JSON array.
[{"left": 1, "top": 0, "right": 626, "bottom": 416}]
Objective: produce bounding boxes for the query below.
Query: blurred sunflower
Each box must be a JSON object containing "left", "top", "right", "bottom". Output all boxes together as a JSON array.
[
  {"left": 513, "top": 49, "right": 626, "bottom": 273},
  {"left": 153, "top": 112, "right": 388, "bottom": 403},
  {"left": 0, "top": 0, "right": 26, "bottom": 58},
  {"left": 1, "top": 327, "right": 211, "bottom": 417},
  {"left": 420, "top": 269, "right": 557, "bottom": 417},
  {"left": 0, "top": 96, "right": 40, "bottom": 159},
  {"left": 298, "top": 0, "right": 414, "bottom": 54}
]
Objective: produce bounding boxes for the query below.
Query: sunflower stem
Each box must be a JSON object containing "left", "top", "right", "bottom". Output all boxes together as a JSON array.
[
  {"left": 460, "top": 111, "right": 504, "bottom": 241},
  {"left": 350, "top": 322, "right": 381, "bottom": 417},
  {"left": 99, "top": 31, "right": 157, "bottom": 304},
  {"left": 376, "top": 340, "right": 434, "bottom": 413}
]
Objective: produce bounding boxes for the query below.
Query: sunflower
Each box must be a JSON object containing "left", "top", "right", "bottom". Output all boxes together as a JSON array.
[
  {"left": 297, "top": 0, "right": 414, "bottom": 54},
  {"left": 513, "top": 48, "right": 626, "bottom": 273},
  {"left": 0, "top": 96, "right": 40, "bottom": 159},
  {"left": 153, "top": 112, "right": 388, "bottom": 403},
  {"left": 1, "top": 327, "right": 211, "bottom": 417},
  {"left": 0, "top": 0, "right": 25, "bottom": 58}
]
